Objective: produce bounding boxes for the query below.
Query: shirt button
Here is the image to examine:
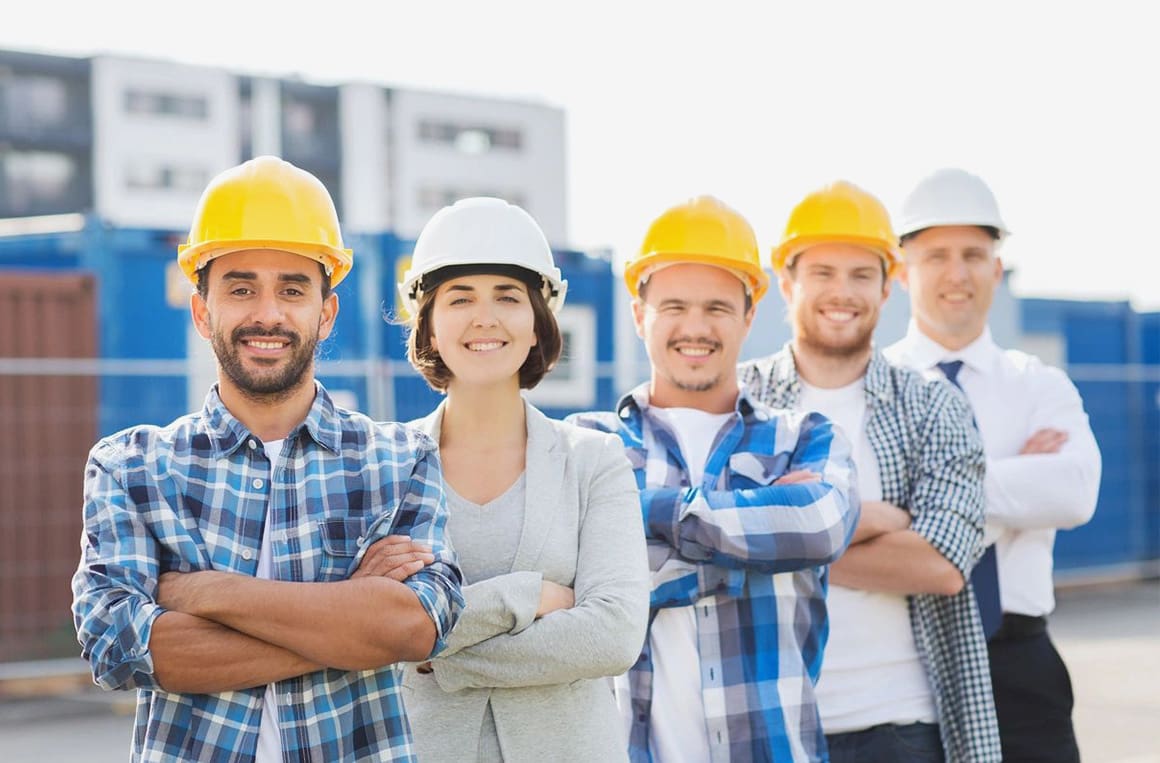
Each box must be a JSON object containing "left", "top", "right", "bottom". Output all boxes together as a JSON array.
[
  {"left": 248, "top": 439, "right": 257, "bottom": 450},
  {"left": 252, "top": 478, "right": 264, "bottom": 489},
  {"left": 356, "top": 536, "right": 365, "bottom": 545},
  {"left": 242, "top": 549, "right": 254, "bottom": 561}
]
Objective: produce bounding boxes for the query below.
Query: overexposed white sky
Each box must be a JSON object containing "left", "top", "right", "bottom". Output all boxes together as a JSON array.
[{"left": 5, "top": 0, "right": 1159, "bottom": 307}]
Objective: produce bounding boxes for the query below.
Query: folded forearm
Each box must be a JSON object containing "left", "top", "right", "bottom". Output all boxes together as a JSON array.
[
  {"left": 439, "top": 572, "right": 542, "bottom": 657},
  {"left": 150, "top": 611, "right": 320, "bottom": 692},
  {"left": 985, "top": 454, "right": 1100, "bottom": 531},
  {"left": 831, "top": 530, "right": 964, "bottom": 596},
  {"left": 185, "top": 574, "right": 435, "bottom": 669}
]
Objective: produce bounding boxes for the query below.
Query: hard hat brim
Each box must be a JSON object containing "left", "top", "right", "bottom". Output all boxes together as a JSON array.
[
  {"left": 178, "top": 240, "right": 354, "bottom": 287},
  {"left": 625, "top": 251, "right": 770, "bottom": 302}
]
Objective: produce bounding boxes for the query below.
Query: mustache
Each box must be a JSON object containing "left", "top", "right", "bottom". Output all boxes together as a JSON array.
[
  {"left": 232, "top": 326, "right": 300, "bottom": 345},
  {"left": 666, "top": 337, "right": 721, "bottom": 351}
]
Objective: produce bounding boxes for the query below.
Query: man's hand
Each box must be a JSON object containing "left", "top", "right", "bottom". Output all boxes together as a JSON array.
[
  {"left": 536, "top": 580, "right": 574, "bottom": 618},
  {"left": 849, "top": 500, "right": 911, "bottom": 545},
  {"left": 774, "top": 469, "right": 822, "bottom": 485},
  {"left": 351, "top": 535, "right": 435, "bottom": 581},
  {"left": 1020, "top": 428, "right": 1068, "bottom": 455}
]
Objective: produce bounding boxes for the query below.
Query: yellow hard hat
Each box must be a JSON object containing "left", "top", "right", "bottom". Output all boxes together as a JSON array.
[
  {"left": 177, "top": 155, "right": 353, "bottom": 286},
  {"left": 771, "top": 180, "right": 901, "bottom": 277},
  {"left": 625, "top": 195, "right": 769, "bottom": 302}
]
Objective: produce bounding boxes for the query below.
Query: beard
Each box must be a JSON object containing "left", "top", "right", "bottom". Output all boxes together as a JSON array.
[
  {"left": 210, "top": 320, "right": 319, "bottom": 402},
  {"left": 795, "top": 308, "right": 876, "bottom": 360}
]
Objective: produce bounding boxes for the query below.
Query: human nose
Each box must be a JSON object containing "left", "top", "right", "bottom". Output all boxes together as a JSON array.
[
  {"left": 470, "top": 301, "right": 499, "bottom": 327},
  {"left": 250, "top": 290, "right": 286, "bottom": 325}
]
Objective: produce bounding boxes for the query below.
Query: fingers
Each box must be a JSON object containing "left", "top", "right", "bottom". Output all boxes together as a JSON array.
[
  {"left": 1020, "top": 428, "right": 1068, "bottom": 455},
  {"left": 774, "top": 470, "right": 822, "bottom": 485},
  {"left": 351, "top": 536, "right": 435, "bottom": 579}
]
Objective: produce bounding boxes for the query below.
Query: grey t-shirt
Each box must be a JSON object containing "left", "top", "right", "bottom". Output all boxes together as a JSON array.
[{"left": 443, "top": 472, "right": 527, "bottom": 762}]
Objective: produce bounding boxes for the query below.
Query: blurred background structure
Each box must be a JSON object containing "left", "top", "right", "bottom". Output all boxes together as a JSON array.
[{"left": 0, "top": 46, "right": 1157, "bottom": 672}]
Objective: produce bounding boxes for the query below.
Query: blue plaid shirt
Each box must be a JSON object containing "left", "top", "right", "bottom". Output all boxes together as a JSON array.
[
  {"left": 570, "top": 385, "right": 858, "bottom": 763},
  {"left": 71, "top": 383, "right": 463, "bottom": 762}
]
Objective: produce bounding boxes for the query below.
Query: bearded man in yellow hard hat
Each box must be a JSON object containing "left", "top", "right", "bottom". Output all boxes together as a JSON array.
[
  {"left": 740, "top": 180, "right": 1002, "bottom": 762},
  {"left": 71, "top": 156, "right": 463, "bottom": 762},
  {"left": 570, "top": 196, "right": 858, "bottom": 762}
]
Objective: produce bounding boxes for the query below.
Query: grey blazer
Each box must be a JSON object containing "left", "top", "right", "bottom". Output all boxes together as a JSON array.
[{"left": 402, "top": 400, "right": 648, "bottom": 763}]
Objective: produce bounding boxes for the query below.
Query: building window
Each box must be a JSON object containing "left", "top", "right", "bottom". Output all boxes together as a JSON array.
[
  {"left": 1, "top": 75, "right": 70, "bottom": 131},
  {"left": 417, "top": 120, "right": 523, "bottom": 154},
  {"left": 124, "top": 90, "right": 208, "bottom": 120},
  {"left": 417, "top": 186, "right": 526, "bottom": 213},
  {"left": 0, "top": 150, "right": 79, "bottom": 215},
  {"left": 125, "top": 163, "right": 208, "bottom": 192}
]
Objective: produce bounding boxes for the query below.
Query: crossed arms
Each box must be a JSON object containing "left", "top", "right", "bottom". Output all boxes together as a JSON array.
[{"left": 72, "top": 446, "right": 462, "bottom": 694}]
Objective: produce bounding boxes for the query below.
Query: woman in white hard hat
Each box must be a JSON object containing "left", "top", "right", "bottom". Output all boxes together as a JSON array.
[{"left": 388, "top": 198, "right": 648, "bottom": 762}]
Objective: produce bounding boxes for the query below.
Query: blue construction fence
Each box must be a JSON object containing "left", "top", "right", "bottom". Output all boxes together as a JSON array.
[{"left": 0, "top": 219, "right": 1156, "bottom": 576}]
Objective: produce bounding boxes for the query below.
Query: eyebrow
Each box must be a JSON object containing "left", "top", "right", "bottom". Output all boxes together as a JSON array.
[
  {"left": 444, "top": 282, "right": 527, "bottom": 293},
  {"left": 221, "top": 270, "right": 314, "bottom": 285},
  {"left": 656, "top": 298, "right": 736, "bottom": 311}
]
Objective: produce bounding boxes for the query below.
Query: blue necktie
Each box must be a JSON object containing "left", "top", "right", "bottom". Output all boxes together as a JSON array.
[{"left": 936, "top": 360, "right": 1003, "bottom": 641}]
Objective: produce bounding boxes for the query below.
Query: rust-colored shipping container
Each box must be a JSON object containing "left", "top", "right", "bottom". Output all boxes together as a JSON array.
[{"left": 0, "top": 271, "right": 97, "bottom": 662}]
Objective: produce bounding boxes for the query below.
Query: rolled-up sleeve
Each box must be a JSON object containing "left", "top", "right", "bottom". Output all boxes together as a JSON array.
[
  {"left": 70, "top": 447, "right": 165, "bottom": 691},
  {"left": 377, "top": 443, "right": 464, "bottom": 658}
]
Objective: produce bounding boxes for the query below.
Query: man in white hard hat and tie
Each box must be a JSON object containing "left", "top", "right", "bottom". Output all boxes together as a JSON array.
[{"left": 886, "top": 168, "right": 1102, "bottom": 763}]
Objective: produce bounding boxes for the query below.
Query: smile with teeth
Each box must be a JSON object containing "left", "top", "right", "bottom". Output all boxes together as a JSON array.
[
  {"left": 941, "top": 292, "right": 971, "bottom": 303},
  {"left": 466, "top": 341, "right": 506, "bottom": 352},
  {"left": 675, "top": 346, "right": 713, "bottom": 357},
  {"left": 820, "top": 308, "right": 857, "bottom": 323},
  {"left": 245, "top": 339, "right": 288, "bottom": 350}
]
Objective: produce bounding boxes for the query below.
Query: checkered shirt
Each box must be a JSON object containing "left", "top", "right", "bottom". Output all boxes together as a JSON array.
[
  {"left": 739, "top": 346, "right": 1002, "bottom": 762},
  {"left": 570, "top": 384, "right": 859, "bottom": 763},
  {"left": 71, "top": 383, "right": 464, "bottom": 762}
]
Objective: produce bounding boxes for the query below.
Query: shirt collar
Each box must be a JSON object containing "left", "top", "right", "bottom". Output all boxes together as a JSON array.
[
  {"left": 764, "top": 342, "right": 894, "bottom": 406},
  {"left": 615, "top": 381, "right": 767, "bottom": 426},
  {"left": 201, "top": 381, "right": 342, "bottom": 457},
  {"left": 899, "top": 321, "right": 1000, "bottom": 375}
]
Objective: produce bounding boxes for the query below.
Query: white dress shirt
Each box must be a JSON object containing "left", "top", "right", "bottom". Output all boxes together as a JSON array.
[{"left": 886, "top": 324, "right": 1101, "bottom": 616}]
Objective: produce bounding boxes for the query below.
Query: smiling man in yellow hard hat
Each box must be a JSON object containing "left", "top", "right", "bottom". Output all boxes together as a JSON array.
[
  {"left": 571, "top": 196, "right": 858, "bottom": 762},
  {"left": 71, "top": 156, "right": 463, "bottom": 762}
]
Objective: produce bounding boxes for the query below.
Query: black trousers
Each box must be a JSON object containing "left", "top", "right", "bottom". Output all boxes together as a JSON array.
[{"left": 988, "top": 615, "right": 1081, "bottom": 762}]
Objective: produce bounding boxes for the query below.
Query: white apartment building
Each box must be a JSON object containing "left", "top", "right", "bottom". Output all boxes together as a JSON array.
[{"left": 0, "top": 48, "right": 568, "bottom": 242}]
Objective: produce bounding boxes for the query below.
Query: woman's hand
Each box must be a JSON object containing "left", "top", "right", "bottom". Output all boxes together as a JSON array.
[{"left": 536, "top": 580, "right": 575, "bottom": 618}]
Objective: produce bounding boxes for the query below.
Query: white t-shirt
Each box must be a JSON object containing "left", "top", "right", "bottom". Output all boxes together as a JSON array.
[
  {"left": 797, "top": 380, "right": 937, "bottom": 733},
  {"left": 255, "top": 438, "right": 285, "bottom": 763},
  {"left": 645, "top": 407, "right": 733, "bottom": 763}
]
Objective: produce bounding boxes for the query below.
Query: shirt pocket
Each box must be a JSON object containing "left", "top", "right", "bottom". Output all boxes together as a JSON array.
[
  {"left": 726, "top": 451, "right": 792, "bottom": 489},
  {"left": 315, "top": 517, "right": 367, "bottom": 581}
]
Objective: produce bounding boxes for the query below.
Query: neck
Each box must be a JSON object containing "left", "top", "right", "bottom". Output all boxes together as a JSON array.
[
  {"left": 216, "top": 374, "right": 317, "bottom": 442},
  {"left": 649, "top": 375, "right": 738, "bottom": 414},
  {"left": 790, "top": 340, "right": 871, "bottom": 389},
  {"left": 440, "top": 380, "right": 527, "bottom": 449},
  {"left": 915, "top": 319, "right": 985, "bottom": 352}
]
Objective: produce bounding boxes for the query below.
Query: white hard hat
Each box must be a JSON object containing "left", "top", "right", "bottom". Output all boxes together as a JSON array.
[
  {"left": 398, "top": 197, "right": 567, "bottom": 316},
  {"left": 898, "top": 168, "right": 1009, "bottom": 240}
]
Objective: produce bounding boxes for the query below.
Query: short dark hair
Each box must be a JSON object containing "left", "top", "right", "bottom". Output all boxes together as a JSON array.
[
  {"left": 406, "top": 283, "right": 562, "bottom": 392},
  {"left": 195, "top": 258, "right": 333, "bottom": 299},
  {"left": 899, "top": 225, "right": 1001, "bottom": 248},
  {"left": 637, "top": 276, "right": 754, "bottom": 313}
]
